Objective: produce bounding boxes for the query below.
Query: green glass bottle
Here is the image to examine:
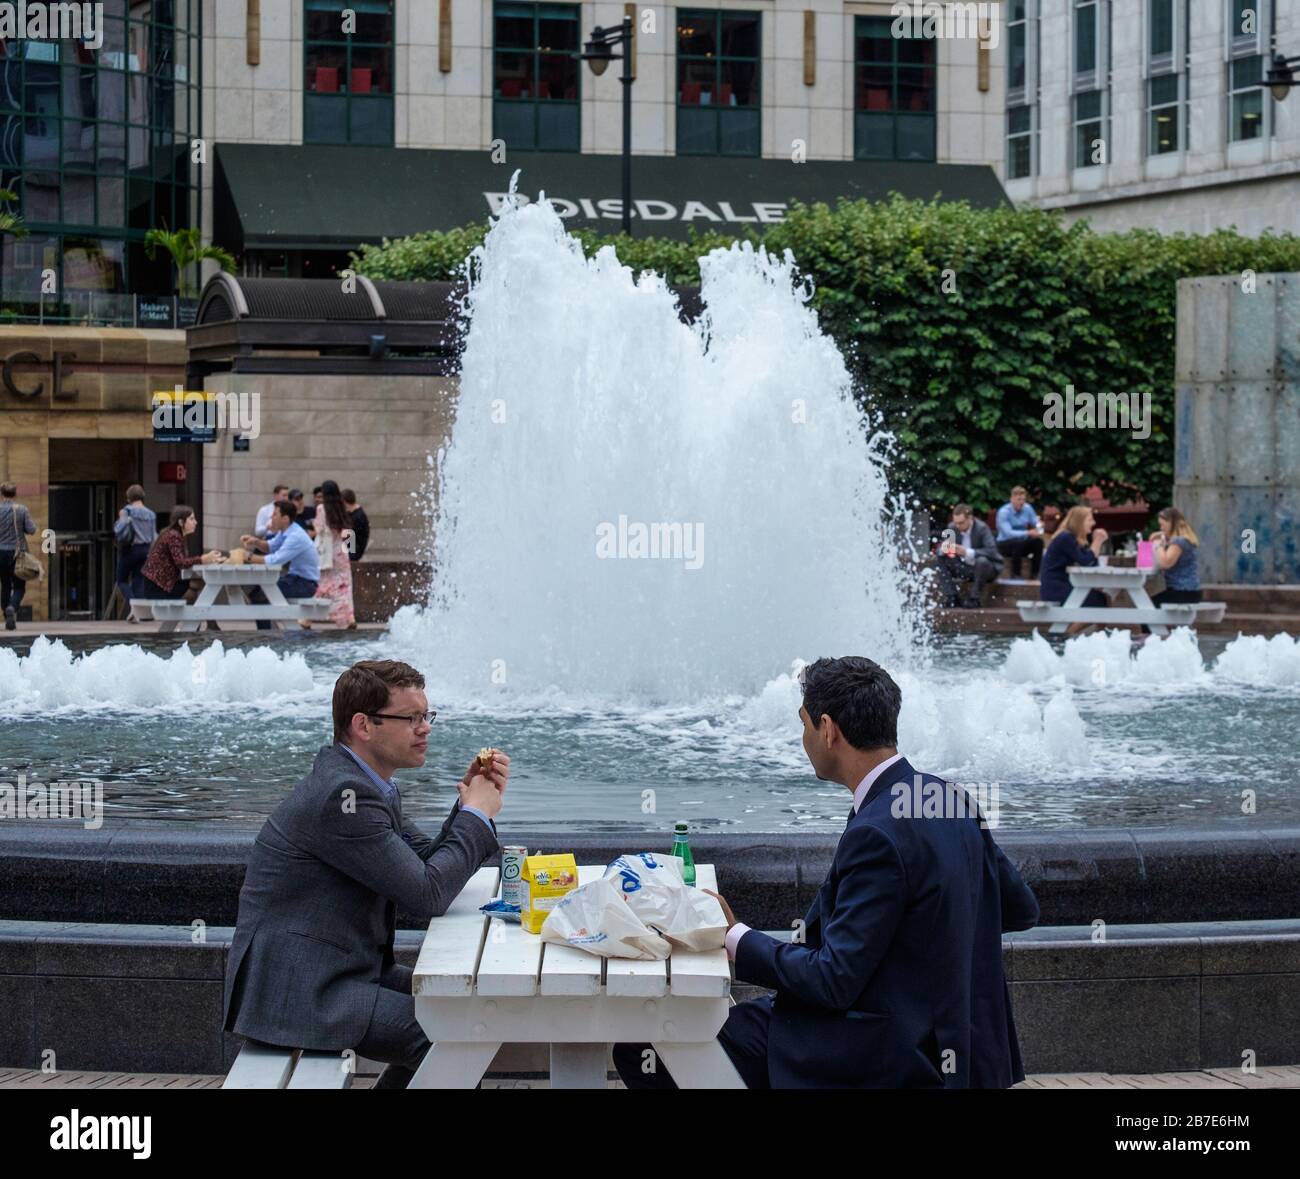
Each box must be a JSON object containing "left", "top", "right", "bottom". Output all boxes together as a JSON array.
[{"left": 671, "top": 821, "right": 696, "bottom": 887}]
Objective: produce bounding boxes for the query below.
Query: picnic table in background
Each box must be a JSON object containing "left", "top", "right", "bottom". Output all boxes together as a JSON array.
[
  {"left": 411, "top": 862, "right": 744, "bottom": 1089},
  {"left": 1017, "top": 564, "right": 1225, "bottom": 636},
  {"left": 130, "top": 564, "right": 332, "bottom": 632}
]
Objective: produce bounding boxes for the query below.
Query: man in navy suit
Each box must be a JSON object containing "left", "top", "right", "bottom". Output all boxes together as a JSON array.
[{"left": 614, "top": 655, "right": 1038, "bottom": 1089}]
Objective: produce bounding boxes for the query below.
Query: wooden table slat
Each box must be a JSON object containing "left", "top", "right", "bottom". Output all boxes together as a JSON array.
[{"left": 412, "top": 866, "right": 498, "bottom": 997}]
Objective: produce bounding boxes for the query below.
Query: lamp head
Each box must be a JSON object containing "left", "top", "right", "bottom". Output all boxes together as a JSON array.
[{"left": 1266, "top": 53, "right": 1294, "bottom": 102}]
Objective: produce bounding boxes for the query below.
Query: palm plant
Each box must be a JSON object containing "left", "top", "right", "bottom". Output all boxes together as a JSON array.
[
  {"left": 0, "top": 188, "right": 27, "bottom": 238},
  {"left": 144, "top": 225, "right": 235, "bottom": 297}
]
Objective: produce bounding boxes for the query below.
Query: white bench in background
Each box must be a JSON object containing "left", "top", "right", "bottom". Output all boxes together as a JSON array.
[
  {"left": 1017, "top": 564, "right": 1226, "bottom": 636},
  {"left": 411, "top": 863, "right": 744, "bottom": 1089},
  {"left": 130, "top": 564, "right": 333, "bottom": 632}
]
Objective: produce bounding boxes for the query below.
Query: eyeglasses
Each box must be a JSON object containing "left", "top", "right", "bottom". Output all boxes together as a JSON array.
[{"left": 367, "top": 710, "right": 437, "bottom": 728}]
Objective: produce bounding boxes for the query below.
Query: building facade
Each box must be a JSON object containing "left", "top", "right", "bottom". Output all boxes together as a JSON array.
[{"left": 1002, "top": 0, "right": 1300, "bottom": 235}]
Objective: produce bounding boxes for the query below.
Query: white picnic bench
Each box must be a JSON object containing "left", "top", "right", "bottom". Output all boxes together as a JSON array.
[
  {"left": 1017, "top": 564, "right": 1225, "bottom": 636},
  {"left": 222, "top": 1041, "right": 357, "bottom": 1089},
  {"left": 130, "top": 564, "right": 331, "bottom": 632},
  {"left": 410, "top": 862, "right": 745, "bottom": 1089}
]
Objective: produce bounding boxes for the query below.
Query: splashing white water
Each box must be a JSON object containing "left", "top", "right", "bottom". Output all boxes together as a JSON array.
[
  {"left": 0, "top": 638, "right": 317, "bottom": 715},
  {"left": 388, "top": 187, "right": 926, "bottom": 703}
]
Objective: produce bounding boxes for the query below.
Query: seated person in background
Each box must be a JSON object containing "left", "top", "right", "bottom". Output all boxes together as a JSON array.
[
  {"left": 933, "top": 503, "right": 1000, "bottom": 609},
  {"left": 1149, "top": 507, "right": 1201, "bottom": 606},
  {"left": 1039, "top": 505, "right": 1062, "bottom": 543},
  {"left": 240, "top": 500, "right": 321, "bottom": 630},
  {"left": 995, "top": 486, "right": 1043, "bottom": 577},
  {"left": 1040, "top": 507, "right": 1109, "bottom": 629}
]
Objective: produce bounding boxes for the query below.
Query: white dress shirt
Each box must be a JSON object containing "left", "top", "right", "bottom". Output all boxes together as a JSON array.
[{"left": 254, "top": 501, "right": 275, "bottom": 538}]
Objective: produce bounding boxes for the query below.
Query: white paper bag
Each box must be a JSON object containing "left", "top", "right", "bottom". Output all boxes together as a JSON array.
[{"left": 540, "top": 876, "right": 672, "bottom": 960}]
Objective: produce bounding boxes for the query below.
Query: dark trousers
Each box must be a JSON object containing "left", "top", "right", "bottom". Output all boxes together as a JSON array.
[
  {"left": 997, "top": 536, "right": 1044, "bottom": 576},
  {"left": 1143, "top": 587, "right": 1201, "bottom": 634},
  {"left": 613, "top": 994, "right": 773, "bottom": 1090},
  {"left": 143, "top": 576, "right": 188, "bottom": 600},
  {"left": 0, "top": 549, "right": 24, "bottom": 614},
  {"left": 354, "top": 962, "right": 432, "bottom": 1089},
  {"left": 115, "top": 542, "right": 151, "bottom": 606},
  {"left": 935, "top": 554, "right": 998, "bottom": 605},
  {"left": 250, "top": 573, "right": 318, "bottom": 630}
]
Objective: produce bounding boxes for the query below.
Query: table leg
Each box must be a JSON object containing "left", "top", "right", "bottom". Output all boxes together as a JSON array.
[
  {"left": 407, "top": 1041, "right": 502, "bottom": 1090},
  {"left": 259, "top": 577, "right": 290, "bottom": 631},
  {"left": 549, "top": 1043, "right": 610, "bottom": 1089},
  {"left": 1128, "top": 586, "right": 1167, "bottom": 635},
  {"left": 1051, "top": 585, "right": 1091, "bottom": 635},
  {"left": 650, "top": 1041, "right": 747, "bottom": 1089},
  {"left": 182, "top": 579, "right": 222, "bottom": 634}
]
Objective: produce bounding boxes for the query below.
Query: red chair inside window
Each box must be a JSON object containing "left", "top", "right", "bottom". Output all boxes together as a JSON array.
[
  {"left": 865, "top": 87, "right": 890, "bottom": 111},
  {"left": 500, "top": 78, "right": 523, "bottom": 97},
  {"left": 719, "top": 83, "right": 733, "bottom": 106},
  {"left": 351, "top": 67, "right": 372, "bottom": 94},
  {"left": 314, "top": 66, "right": 339, "bottom": 93},
  {"left": 680, "top": 81, "right": 702, "bottom": 105},
  {"left": 908, "top": 88, "right": 930, "bottom": 110}
]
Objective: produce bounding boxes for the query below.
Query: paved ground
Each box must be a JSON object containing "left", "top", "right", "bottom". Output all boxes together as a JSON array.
[{"left": 4, "top": 1065, "right": 1297, "bottom": 1090}]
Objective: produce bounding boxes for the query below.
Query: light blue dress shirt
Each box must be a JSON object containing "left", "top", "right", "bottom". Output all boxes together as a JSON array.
[
  {"left": 265, "top": 521, "right": 321, "bottom": 581},
  {"left": 995, "top": 502, "right": 1040, "bottom": 542},
  {"left": 337, "top": 742, "right": 493, "bottom": 833}
]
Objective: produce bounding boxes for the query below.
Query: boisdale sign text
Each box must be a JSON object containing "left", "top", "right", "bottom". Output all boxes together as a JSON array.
[{"left": 484, "top": 192, "right": 789, "bottom": 226}]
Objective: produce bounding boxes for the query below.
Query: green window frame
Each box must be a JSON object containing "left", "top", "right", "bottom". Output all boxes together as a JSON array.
[
  {"left": 1228, "top": 54, "right": 1265, "bottom": 142},
  {"left": 1073, "top": 89, "right": 1104, "bottom": 168},
  {"left": 1147, "top": 72, "right": 1181, "bottom": 155},
  {"left": 854, "top": 15, "right": 936, "bottom": 162},
  {"left": 304, "top": 0, "right": 395, "bottom": 146},
  {"left": 492, "top": 2, "right": 581, "bottom": 153},
  {"left": 675, "top": 9, "right": 761, "bottom": 157}
]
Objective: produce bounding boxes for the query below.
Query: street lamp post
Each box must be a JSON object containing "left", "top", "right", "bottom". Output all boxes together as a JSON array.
[
  {"left": 580, "top": 15, "right": 635, "bottom": 235},
  {"left": 1263, "top": 52, "right": 1300, "bottom": 101}
]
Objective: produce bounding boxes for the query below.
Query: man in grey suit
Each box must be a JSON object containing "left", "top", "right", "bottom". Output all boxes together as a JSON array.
[
  {"left": 223, "top": 659, "right": 506, "bottom": 1088},
  {"left": 933, "top": 503, "right": 1000, "bottom": 609}
]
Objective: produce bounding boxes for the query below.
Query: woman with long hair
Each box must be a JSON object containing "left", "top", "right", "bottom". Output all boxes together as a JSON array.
[
  {"left": 310, "top": 479, "right": 356, "bottom": 629},
  {"left": 1149, "top": 507, "right": 1201, "bottom": 605},
  {"left": 140, "top": 505, "right": 223, "bottom": 599},
  {"left": 1039, "top": 506, "right": 1109, "bottom": 631}
]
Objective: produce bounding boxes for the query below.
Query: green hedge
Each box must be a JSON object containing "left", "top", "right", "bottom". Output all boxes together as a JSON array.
[{"left": 352, "top": 199, "right": 1300, "bottom": 520}]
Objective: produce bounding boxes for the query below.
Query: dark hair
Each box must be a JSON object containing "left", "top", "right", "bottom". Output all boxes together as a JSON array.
[
  {"left": 312, "top": 486, "right": 323, "bottom": 496},
  {"left": 320, "top": 479, "right": 349, "bottom": 533},
  {"left": 125, "top": 484, "right": 145, "bottom": 503},
  {"left": 800, "top": 656, "right": 901, "bottom": 750},
  {"left": 272, "top": 499, "right": 295, "bottom": 522},
  {"left": 333, "top": 660, "right": 426, "bottom": 744},
  {"left": 288, "top": 488, "right": 303, "bottom": 501},
  {"left": 273, "top": 483, "right": 288, "bottom": 495},
  {"left": 341, "top": 488, "right": 357, "bottom": 505},
  {"left": 166, "top": 504, "right": 194, "bottom": 533},
  {"left": 0, "top": 482, "right": 16, "bottom": 498},
  {"left": 952, "top": 503, "right": 973, "bottom": 518}
]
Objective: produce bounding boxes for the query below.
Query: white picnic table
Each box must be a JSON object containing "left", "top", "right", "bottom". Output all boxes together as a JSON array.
[
  {"left": 410, "top": 862, "right": 745, "bottom": 1089},
  {"left": 130, "top": 563, "right": 332, "bottom": 632},
  {"left": 1017, "top": 564, "right": 1225, "bottom": 635}
]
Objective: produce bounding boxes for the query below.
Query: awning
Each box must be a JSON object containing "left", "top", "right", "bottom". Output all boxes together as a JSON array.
[{"left": 214, "top": 143, "right": 1008, "bottom": 251}]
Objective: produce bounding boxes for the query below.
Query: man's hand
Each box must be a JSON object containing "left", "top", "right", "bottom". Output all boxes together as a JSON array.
[
  {"left": 459, "top": 772, "right": 503, "bottom": 819},
  {"left": 461, "top": 750, "right": 510, "bottom": 795},
  {"left": 702, "top": 888, "right": 737, "bottom": 928},
  {"left": 950, "top": 543, "right": 966, "bottom": 557}
]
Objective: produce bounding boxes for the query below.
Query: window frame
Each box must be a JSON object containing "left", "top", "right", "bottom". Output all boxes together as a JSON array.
[
  {"left": 852, "top": 14, "right": 937, "bottom": 163},
  {"left": 303, "top": 0, "right": 396, "bottom": 147},
  {"left": 1005, "top": 0, "right": 1039, "bottom": 179},
  {"left": 491, "top": 0, "right": 582, "bottom": 154},
  {"left": 675, "top": 7, "right": 762, "bottom": 158}
]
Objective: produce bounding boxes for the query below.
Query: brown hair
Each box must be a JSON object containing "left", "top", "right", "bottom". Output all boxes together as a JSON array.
[
  {"left": 166, "top": 504, "right": 194, "bottom": 533},
  {"left": 125, "top": 484, "right": 145, "bottom": 503},
  {"left": 1010, "top": 486, "right": 1027, "bottom": 497},
  {"left": 1050, "top": 505, "right": 1093, "bottom": 547},
  {"left": 333, "top": 660, "right": 426, "bottom": 744},
  {"left": 1158, "top": 506, "right": 1199, "bottom": 546},
  {"left": 952, "top": 503, "right": 973, "bottom": 518},
  {"left": 0, "top": 482, "right": 15, "bottom": 498}
]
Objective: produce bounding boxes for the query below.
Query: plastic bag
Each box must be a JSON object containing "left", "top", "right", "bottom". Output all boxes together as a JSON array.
[{"left": 539, "top": 852, "right": 727, "bottom": 960}]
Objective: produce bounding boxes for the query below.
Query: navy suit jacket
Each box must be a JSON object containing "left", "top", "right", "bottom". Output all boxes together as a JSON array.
[{"left": 734, "top": 757, "right": 1039, "bottom": 1088}]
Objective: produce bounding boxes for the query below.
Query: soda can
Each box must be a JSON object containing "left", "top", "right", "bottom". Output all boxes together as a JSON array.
[{"left": 501, "top": 846, "right": 528, "bottom": 908}]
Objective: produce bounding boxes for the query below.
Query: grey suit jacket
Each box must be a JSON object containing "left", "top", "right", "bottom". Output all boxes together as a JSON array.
[{"left": 222, "top": 743, "right": 500, "bottom": 1050}]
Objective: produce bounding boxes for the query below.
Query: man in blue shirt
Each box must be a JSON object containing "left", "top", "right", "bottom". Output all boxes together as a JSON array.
[
  {"left": 241, "top": 500, "right": 321, "bottom": 629},
  {"left": 994, "top": 485, "right": 1044, "bottom": 577}
]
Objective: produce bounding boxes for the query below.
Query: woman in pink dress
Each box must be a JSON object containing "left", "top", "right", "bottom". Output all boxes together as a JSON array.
[{"left": 311, "top": 480, "right": 356, "bottom": 629}]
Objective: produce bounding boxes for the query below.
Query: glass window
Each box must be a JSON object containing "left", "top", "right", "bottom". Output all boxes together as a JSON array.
[
  {"left": 1007, "top": 105, "right": 1033, "bottom": 179},
  {"left": 0, "top": 0, "right": 203, "bottom": 315},
  {"left": 304, "top": 0, "right": 395, "bottom": 146},
  {"left": 853, "top": 16, "right": 935, "bottom": 161},
  {"left": 1074, "top": 89, "right": 1103, "bottom": 167},
  {"left": 1229, "top": 54, "right": 1264, "bottom": 141},
  {"left": 1149, "top": 0, "right": 1174, "bottom": 59},
  {"left": 1148, "top": 73, "right": 1180, "bottom": 154},
  {"left": 1075, "top": 0, "right": 1097, "bottom": 76},
  {"left": 492, "top": 2, "right": 579, "bottom": 152},
  {"left": 676, "top": 9, "right": 761, "bottom": 156},
  {"left": 1229, "top": 0, "right": 1257, "bottom": 42}
]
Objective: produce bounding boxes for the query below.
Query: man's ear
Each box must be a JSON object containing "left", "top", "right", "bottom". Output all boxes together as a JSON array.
[{"left": 819, "top": 713, "right": 838, "bottom": 749}]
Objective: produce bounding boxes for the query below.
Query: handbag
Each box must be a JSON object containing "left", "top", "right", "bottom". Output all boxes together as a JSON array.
[
  {"left": 7, "top": 505, "right": 43, "bottom": 581},
  {"left": 314, "top": 524, "right": 335, "bottom": 571}
]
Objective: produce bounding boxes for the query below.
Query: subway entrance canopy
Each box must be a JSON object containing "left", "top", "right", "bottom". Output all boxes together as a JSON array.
[{"left": 214, "top": 143, "right": 1008, "bottom": 251}]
